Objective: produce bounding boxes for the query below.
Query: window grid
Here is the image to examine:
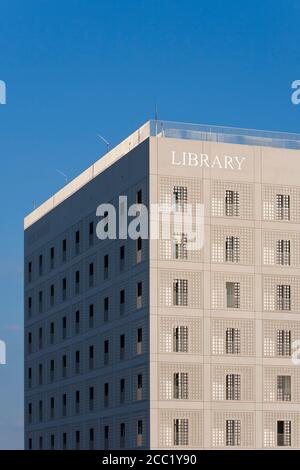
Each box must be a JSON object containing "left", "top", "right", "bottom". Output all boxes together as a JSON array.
[
  {"left": 159, "top": 177, "right": 203, "bottom": 262},
  {"left": 211, "top": 181, "right": 253, "bottom": 219},
  {"left": 212, "top": 273, "right": 253, "bottom": 311},
  {"left": 263, "top": 412, "right": 299, "bottom": 448},
  {"left": 160, "top": 271, "right": 202, "bottom": 308},
  {"left": 159, "top": 364, "right": 203, "bottom": 401},
  {"left": 160, "top": 411, "right": 203, "bottom": 448},
  {"left": 264, "top": 367, "right": 300, "bottom": 403},
  {"left": 263, "top": 276, "right": 300, "bottom": 312},
  {"left": 211, "top": 226, "right": 254, "bottom": 264},
  {"left": 212, "top": 319, "right": 254, "bottom": 356},
  {"left": 263, "top": 230, "right": 300, "bottom": 266},
  {"left": 212, "top": 366, "right": 254, "bottom": 402},
  {"left": 160, "top": 317, "right": 202, "bottom": 355},
  {"left": 212, "top": 412, "right": 254, "bottom": 448},
  {"left": 263, "top": 185, "right": 300, "bottom": 223}
]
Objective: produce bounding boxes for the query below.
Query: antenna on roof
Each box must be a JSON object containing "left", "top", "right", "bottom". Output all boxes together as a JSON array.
[
  {"left": 154, "top": 101, "right": 158, "bottom": 136},
  {"left": 97, "top": 134, "right": 110, "bottom": 152},
  {"left": 56, "top": 169, "right": 68, "bottom": 184}
]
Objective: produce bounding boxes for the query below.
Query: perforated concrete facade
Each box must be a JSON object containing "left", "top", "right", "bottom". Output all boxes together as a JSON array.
[{"left": 25, "top": 121, "right": 300, "bottom": 449}]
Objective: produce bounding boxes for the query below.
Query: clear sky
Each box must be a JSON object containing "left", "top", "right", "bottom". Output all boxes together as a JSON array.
[{"left": 0, "top": 0, "right": 300, "bottom": 449}]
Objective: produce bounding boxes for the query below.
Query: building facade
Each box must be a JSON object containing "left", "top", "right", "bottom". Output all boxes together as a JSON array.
[{"left": 24, "top": 120, "right": 300, "bottom": 449}]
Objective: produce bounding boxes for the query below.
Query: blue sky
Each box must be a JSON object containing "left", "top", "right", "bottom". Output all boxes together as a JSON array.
[{"left": 0, "top": 0, "right": 300, "bottom": 449}]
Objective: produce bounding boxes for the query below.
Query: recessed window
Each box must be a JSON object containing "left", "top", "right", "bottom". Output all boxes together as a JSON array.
[
  {"left": 28, "top": 296, "right": 32, "bottom": 317},
  {"left": 173, "top": 326, "right": 188, "bottom": 353},
  {"left": 137, "top": 189, "right": 142, "bottom": 204},
  {"left": 137, "top": 328, "right": 143, "bottom": 355},
  {"left": 277, "top": 420, "right": 291, "bottom": 446},
  {"left": 50, "top": 359, "right": 55, "bottom": 382},
  {"left": 89, "top": 428, "right": 94, "bottom": 450},
  {"left": 226, "top": 328, "right": 240, "bottom": 354},
  {"left": 39, "top": 364, "right": 44, "bottom": 385},
  {"left": 89, "top": 262, "right": 94, "bottom": 287},
  {"left": 75, "top": 430, "right": 80, "bottom": 450},
  {"left": 75, "top": 310, "right": 80, "bottom": 334},
  {"left": 75, "top": 390, "right": 80, "bottom": 414},
  {"left": 75, "top": 230, "right": 80, "bottom": 255},
  {"left": 225, "top": 190, "right": 239, "bottom": 217},
  {"left": 89, "top": 304, "right": 94, "bottom": 328},
  {"left": 89, "top": 386, "right": 94, "bottom": 411},
  {"left": 119, "top": 289, "right": 125, "bottom": 315},
  {"left": 226, "top": 374, "right": 241, "bottom": 400},
  {"left": 225, "top": 236, "right": 240, "bottom": 263},
  {"left": 173, "top": 186, "right": 187, "bottom": 212},
  {"left": 276, "top": 194, "right": 290, "bottom": 221},
  {"left": 75, "top": 270, "right": 80, "bottom": 294},
  {"left": 104, "top": 297, "right": 109, "bottom": 322},
  {"left": 137, "top": 282, "right": 143, "bottom": 308},
  {"left": 39, "top": 254, "right": 43, "bottom": 276},
  {"left": 226, "top": 419, "right": 241, "bottom": 446},
  {"left": 137, "top": 374, "right": 143, "bottom": 400},
  {"left": 226, "top": 282, "right": 240, "bottom": 309},
  {"left": 276, "top": 240, "right": 291, "bottom": 266},
  {"left": 104, "top": 340, "right": 109, "bottom": 365},
  {"left": 62, "top": 432, "right": 67, "bottom": 450},
  {"left": 75, "top": 350, "right": 80, "bottom": 374},
  {"left": 62, "top": 355, "right": 67, "bottom": 378},
  {"left": 276, "top": 284, "right": 291, "bottom": 311},
  {"left": 137, "top": 420, "right": 143, "bottom": 447},
  {"left": 89, "top": 345, "right": 94, "bottom": 369},
  {"left": 104, "top": 426, "right": 109, "bottom": 450},
  {"left": 62, "top": 239, "right": 67, "bottom": 262},
  {"left": 120, "top": 334, "right": 125, "bottom": 360},
  {"left": 89, "top": 221, "right": 94, "bottom": 246},
  {"left": 62, "top": 278, "right": 67, "bottom": 301},
  {"left": 173, "top": 279, "right": 188, "bottom": 306},
  {"left": 50, "top": 247, "right": 55, "bottom": 269},
  {"left": 120, "top": 378, "right": 125, "bottom": 404},
  {"left": 104, "top": 382, "right": 109, "bottom": 407},
  {"left": 104, "top": 254, "right": 109, "bottom": 278},
  {"left": 277, "top": 330, "right": 291, "bottom": 356},
  {"left": 174, "top": 418, "right": 188, "bottom": 446},
  {"left": 277, "top": 375, "right": 291, "bottom": 401},
  {"left": 38, "top": 290, "right": 43, "bottom": 313},
  {"left": 28, "top": 261, "right": 32, "bottom": 282},
  {"left": 50, "top": 322, "right": 55, "bottom": 344},
  {"left": 62, "top": 316, "right": 67, "bottom": 339},
  {"left": 173, "top": 372, "right": 188, "bottom": 399}
]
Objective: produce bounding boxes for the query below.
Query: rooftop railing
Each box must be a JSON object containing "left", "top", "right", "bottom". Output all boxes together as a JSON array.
[{"left": 150, "top": 120, "right": 300, "bottom": 150}]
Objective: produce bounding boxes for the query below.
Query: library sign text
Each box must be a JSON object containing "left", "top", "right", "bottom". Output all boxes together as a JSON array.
[{"left": 171, "top": 150, "right": 246, "bottom": 170}]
